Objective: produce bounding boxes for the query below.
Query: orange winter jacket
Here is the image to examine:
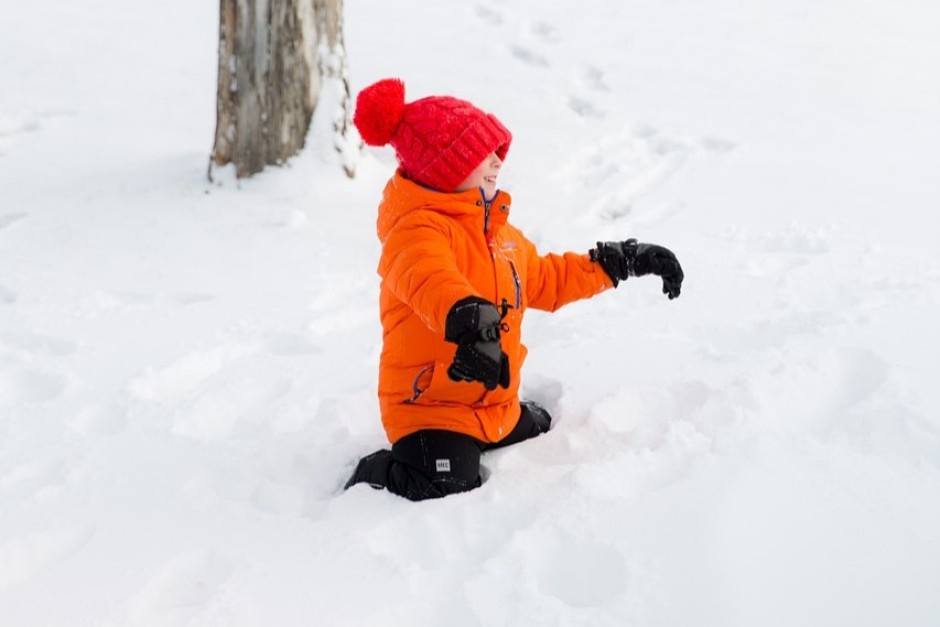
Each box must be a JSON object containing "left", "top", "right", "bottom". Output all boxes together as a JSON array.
[{"left": 376, "top": 171, "right": 613, "bottom": 444}]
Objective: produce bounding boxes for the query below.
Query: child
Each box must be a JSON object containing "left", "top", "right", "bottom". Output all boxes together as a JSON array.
[{"left": 345, "top": 78, "right": 684, "bottom": 500}]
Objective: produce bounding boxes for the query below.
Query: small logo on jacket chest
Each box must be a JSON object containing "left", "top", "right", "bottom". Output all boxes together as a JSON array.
[{"left": 493, "top": 240, "right": 518, "bottom": 252}]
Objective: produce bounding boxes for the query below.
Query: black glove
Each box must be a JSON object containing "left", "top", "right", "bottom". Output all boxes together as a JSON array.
[
  {"left": 591, "top": 238, "right": 684, "bottom": 299},
  {"left": 444, "top": 296, "right": 511, "bottom": 390}
]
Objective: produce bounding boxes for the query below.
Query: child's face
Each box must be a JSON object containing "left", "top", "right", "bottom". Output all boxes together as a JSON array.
[{"left": 455, "top": 152, "right": 502, "bottom": 197}]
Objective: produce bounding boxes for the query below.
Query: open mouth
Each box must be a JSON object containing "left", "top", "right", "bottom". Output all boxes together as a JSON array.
[{"left": 483, "top": 176, "right": 497, "bottom": 184}]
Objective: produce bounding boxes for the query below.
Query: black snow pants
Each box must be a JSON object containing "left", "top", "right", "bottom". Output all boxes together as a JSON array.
[{"left": 344, "top": 401, "right": 552, "bottom": 501}]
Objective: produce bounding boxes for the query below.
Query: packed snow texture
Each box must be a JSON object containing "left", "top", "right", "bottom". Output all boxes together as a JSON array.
[{"left": 2, "top": 0, "right": 940, "bottom": 625}]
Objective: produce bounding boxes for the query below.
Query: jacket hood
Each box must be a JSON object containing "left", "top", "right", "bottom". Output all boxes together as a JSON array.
[{"left": 376, "top": 170, "right": 511, "bottom": 243}]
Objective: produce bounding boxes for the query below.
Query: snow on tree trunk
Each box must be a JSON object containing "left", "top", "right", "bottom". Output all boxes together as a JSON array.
[
  {"left": 211, "top": 0, "right": 347, "bottom": 179},
  {"left": 316, "top": 0, "right": 358, "bottom": 178}
]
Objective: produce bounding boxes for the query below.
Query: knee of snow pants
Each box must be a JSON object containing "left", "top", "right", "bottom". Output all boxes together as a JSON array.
[
  {"left": 345, "top": 401, "right": 551, "bottom": 501},
  {"left": 388, "top": 429, "right": 484, "bottom": 501}
]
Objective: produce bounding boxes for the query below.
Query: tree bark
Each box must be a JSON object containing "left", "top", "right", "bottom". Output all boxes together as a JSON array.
[{"left": 211, "top": 0, "right": 345, "bottom": 179}]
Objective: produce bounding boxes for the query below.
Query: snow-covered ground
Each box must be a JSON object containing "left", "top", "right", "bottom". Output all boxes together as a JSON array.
[{"left": 2, "top": 0, "right": 940, "bottom": 625}]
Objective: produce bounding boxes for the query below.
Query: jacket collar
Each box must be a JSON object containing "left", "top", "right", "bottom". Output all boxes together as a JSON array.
[{"left": 377, "top": 170, "right": 512, "bottom": 242}]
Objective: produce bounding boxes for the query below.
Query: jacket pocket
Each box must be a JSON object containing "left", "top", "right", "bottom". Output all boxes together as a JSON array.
[
  {"left": 409, "top": 359, "right": 488, "bottom": 406},
  {"left": 403, "top": 364, "right": 434, "bottom": 404}
]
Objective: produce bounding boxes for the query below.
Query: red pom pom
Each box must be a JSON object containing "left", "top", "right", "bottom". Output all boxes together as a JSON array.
[{"left": 354, "top": 78, "right": 406, "bottom": 146}]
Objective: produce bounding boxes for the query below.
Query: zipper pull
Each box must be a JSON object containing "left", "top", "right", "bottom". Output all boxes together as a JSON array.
[{"left": 498, "top": 298, "right": 513, "bottom": 331}]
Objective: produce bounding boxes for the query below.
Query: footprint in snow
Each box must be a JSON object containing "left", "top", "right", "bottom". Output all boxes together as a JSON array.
[
  {"left": 474, "top": 4, "right": 503, "bottom": 25},
  {"left": 580, "top": 65, "right": 611, "bottom": 92},
  {"left": 473, "top": 2, "right": 556, "bottom": 65},
  {"left": 568, "top": 95, "right": 606, "bottom": 120},
  {"left": 527, "top": 20, "right": 561, "bottom": 44},
  {"left": 509, "top": 44, "right": 550, "bottom": 68}
]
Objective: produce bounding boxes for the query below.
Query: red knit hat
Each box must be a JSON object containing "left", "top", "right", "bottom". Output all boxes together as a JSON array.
[{"left": 353, "top": 78, "right": 512, "bottom": 192}]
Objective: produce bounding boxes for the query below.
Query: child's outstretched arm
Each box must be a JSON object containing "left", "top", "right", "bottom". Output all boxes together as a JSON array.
[
  {"left": 522, "top": 236, "right": 614, "bottom": 312},
  {"left": 522, "top": 235, "right": 684, "bottom": 311}
]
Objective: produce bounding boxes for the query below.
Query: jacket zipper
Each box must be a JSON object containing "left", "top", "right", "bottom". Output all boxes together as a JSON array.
[
  {"left": 480, "top": 190, "right": 520, "bottom": 313},
  {"left": 509, "top": 261, "right": 521, "bottom": 309},
  {"left": 480, "top": 187, "right": 498, "bottom": 234}
]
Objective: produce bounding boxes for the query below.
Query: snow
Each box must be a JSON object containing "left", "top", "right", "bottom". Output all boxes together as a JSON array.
[{"left": 2, "top": 0, "right": 940, "bottom": 625}]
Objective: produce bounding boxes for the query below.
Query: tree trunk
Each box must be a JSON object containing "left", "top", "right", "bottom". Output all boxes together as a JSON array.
[{"left": 211, "top": 0, "right": 346, "bottom": 179}]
